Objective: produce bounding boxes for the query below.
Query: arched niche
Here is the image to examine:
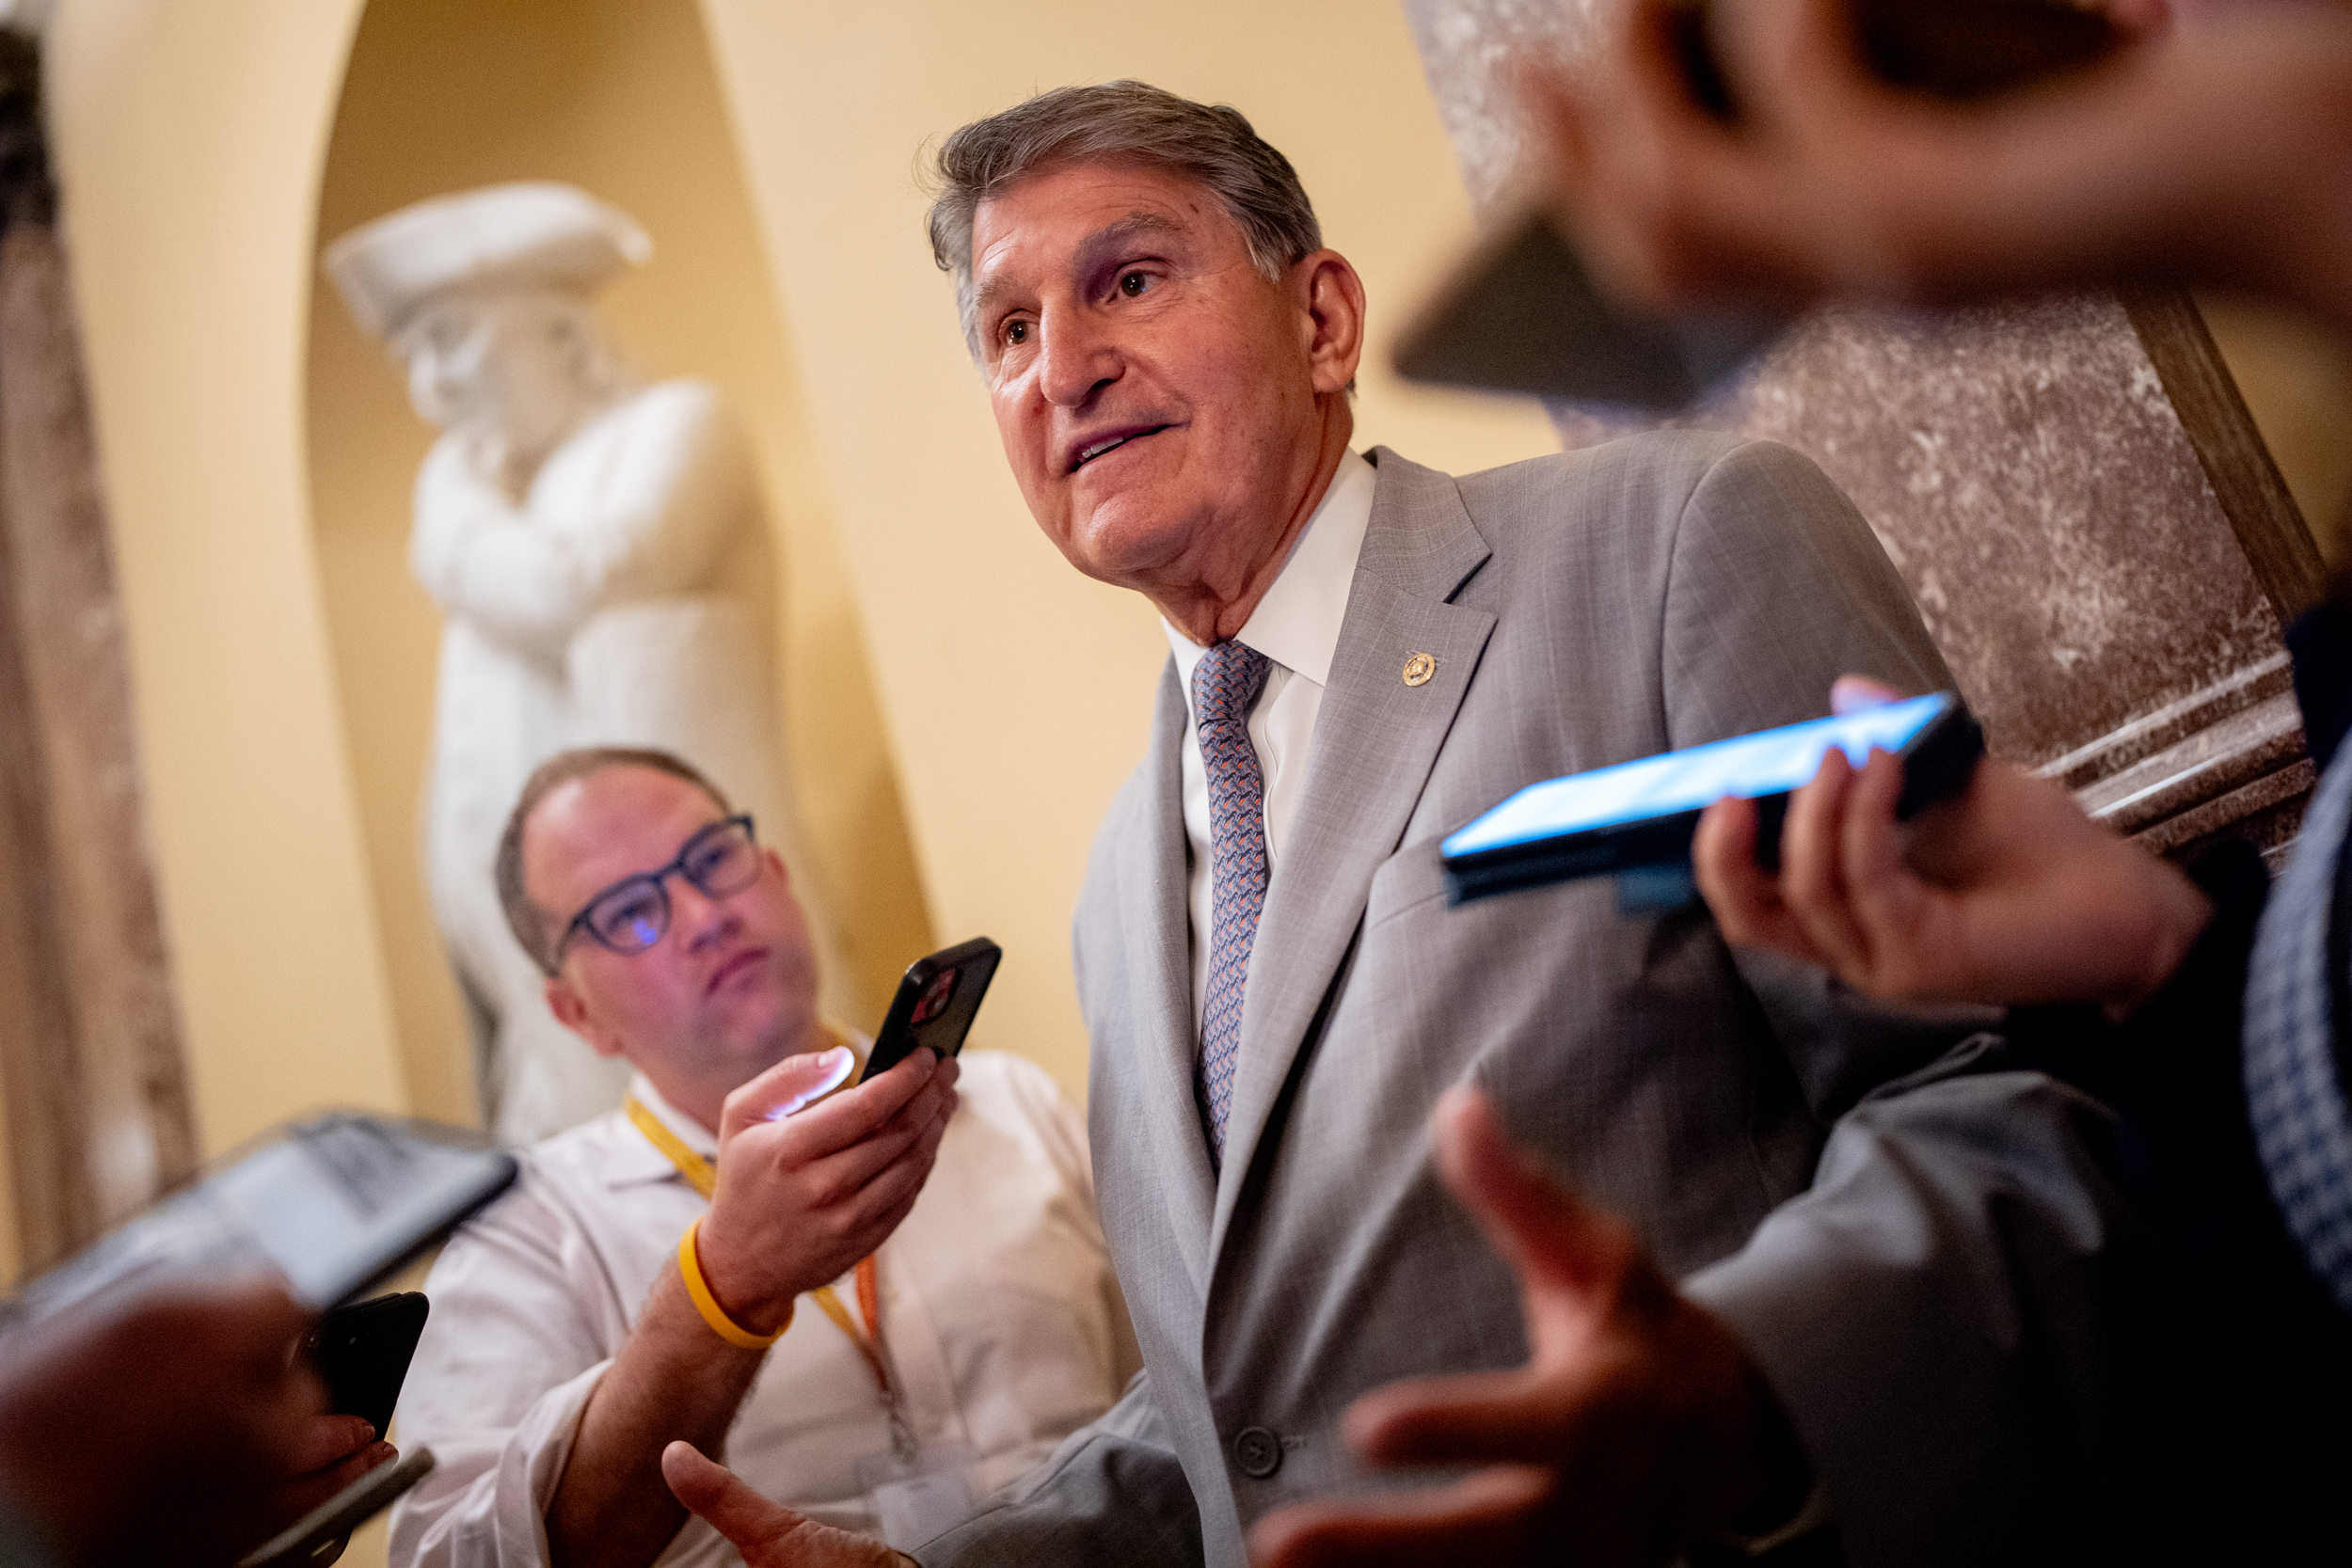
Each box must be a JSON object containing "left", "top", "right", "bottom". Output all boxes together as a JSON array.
[{"left": 306, "top": 0, "right": 932, "bottom": 1126}]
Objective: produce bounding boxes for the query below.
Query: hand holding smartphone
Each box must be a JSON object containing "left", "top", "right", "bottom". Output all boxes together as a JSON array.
[
  {"left": 310, "top": 1291, "right": 430, "bottom": 1440},
  {"left": 860, "top": 938, "right": 1003, "bottom": 1084},
  {"left": 1440, "top": 692, "right": 1983, "bottom": 905}
]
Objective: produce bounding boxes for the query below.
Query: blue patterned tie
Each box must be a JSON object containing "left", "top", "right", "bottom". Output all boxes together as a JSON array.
[{"left": 1195, "top": 639, "right": 1272, "bottom": 1165}]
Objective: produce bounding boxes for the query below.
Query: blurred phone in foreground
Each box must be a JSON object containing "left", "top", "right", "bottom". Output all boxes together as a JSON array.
[
  {"left": 1439, "top": 692, "right": 1982, "bottom": 905},
  {"left": 235, "top": 1446, "right": 436, "bottom": 1568},
  {"left": 860, "top": 937, "right": 1003, "bottom": 1084},
  {"left": 311, "top": 1291, "right": 430, "bottom": 1439},
  {"left": 1392, "top": 0, "right": 2127, "bottom": 410},
  {"left": 4, "top": 1114, "right": 515, "bottom": 1324}
]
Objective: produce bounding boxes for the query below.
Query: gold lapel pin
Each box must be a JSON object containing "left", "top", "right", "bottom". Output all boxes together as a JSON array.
[{"left": 1402, "top": 652, "right": 1437, "bottom": 688}]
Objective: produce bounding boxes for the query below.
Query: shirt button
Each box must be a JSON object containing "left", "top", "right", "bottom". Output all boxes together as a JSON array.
[{"left": 1232, "top": 1425, "right": 1282, "bottom": 1479}]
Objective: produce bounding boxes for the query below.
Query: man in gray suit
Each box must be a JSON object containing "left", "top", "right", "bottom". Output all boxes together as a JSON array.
[{"left": 663, "top": 82, "right": 2131, "bottom": 1568}]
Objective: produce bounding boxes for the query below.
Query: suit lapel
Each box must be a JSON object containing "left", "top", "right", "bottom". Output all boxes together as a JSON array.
[
  {"left": 1209, "top": 451, "right": 1496, "bottom": 1253},
  {"left": 1118, "top": 658, "right": 1217, "bottom": 1289}
]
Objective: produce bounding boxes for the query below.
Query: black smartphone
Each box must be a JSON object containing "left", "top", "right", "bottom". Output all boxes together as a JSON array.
[
  {"left": 1391, "top": 208, "right": 1778, "bottom": 410},
  {"left": 1391, "top": 0, "right": 2126, "bottom": 410},
  {"left": 859, "top": 937, "right": 1003, "bottom": 1084},
  {"left": 234, "top": 1446, "right": 436, "bottom": 1568},
  {"left": 7, "top": 1114, "right": 515, "bottom": 1322},
  {"left": 310, "top": 1291, "right": 429, "bottom": 1439},
  {"left": 1439, "top": 692, "right": 1983, "bottom": 905}
]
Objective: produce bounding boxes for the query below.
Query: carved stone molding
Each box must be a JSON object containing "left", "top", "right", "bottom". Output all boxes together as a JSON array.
[{"left": 2052, "top": 654, "right": 2312, "bottom": 863}]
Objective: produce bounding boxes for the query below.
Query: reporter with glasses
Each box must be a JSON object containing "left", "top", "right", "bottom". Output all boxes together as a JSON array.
[{"left": 389, "top": 748, "right": 1136, "bottom": 1568}]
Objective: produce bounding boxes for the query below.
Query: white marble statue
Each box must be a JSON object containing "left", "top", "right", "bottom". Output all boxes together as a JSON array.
[{"left": 326, "top": 182, "right": 847, "bottom": 1146}]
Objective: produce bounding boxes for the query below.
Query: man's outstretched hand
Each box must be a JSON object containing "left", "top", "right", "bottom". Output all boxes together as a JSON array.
[
  {"left": 660, "top": 1442, "right": 914, "bottom": 1568},
  {"left": 1248, "top": 1090, "right": 1809, "bottom": 1568}
]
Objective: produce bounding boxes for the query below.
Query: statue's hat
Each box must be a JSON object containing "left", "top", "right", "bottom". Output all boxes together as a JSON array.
[{"left": 324, "top": 181, "right": 652, "bottom": 341}]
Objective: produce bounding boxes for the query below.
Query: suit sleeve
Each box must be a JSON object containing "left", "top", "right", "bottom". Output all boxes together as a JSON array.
[
  {"left": 1681, "top": 1049, "right": 2152, "bottom": 1566},
  {"left": 1685, "top": 839, "right": 2344, "bottom": 1565},
  {"left": 1657, "top": 438, "right": 1950, "bottom": 754},
  {"left": 912, "top": 1370, "right": 1202, "bottom": 1568},
  {"left": 1658, "top": 440, "right": 2153, "bottom": 1562},
  {"left": 1660, "top": 440, "right": 2004, "bottom": 1117}
]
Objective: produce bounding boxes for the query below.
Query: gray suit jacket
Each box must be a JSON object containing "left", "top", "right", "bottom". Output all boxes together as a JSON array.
[{"left": 923, "top": 434, "right": 2124, "bottom": 1566}]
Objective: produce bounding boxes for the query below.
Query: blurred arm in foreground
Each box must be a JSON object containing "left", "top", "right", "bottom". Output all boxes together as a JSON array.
[
  {"left": 0, "top": 1274, "right": 393, "bottom": 1568},
  {"left": 1541, "top": 0, "right": 2352, "bottom": 336}
]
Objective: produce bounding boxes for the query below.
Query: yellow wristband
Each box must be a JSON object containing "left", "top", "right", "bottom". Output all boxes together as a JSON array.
[{"left": 676, "top": 1217, "right": 788, "bottom": 1351}]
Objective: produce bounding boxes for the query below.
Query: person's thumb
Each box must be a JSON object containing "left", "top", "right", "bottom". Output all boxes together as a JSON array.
[
  {"left": 1433, "top": 1087, "right": 1634, "bottom": 1304},
  {"left": 1829, "top": 673, "right": 1903, "bottom": 715},
  {"left": 663, "top": 1442, "right": 808, "bottom": 1559},
  {"left": 721, "top": 1045, "right": 859, "bottom": 1139}
]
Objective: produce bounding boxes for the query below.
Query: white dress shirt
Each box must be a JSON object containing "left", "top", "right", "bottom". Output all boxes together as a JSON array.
[
  {"left": 389, "top": 1051, "right": 1138, "bottom": 1567},
  {"left": 1163, "top": 449, "right": 1377, "bottom": 1026}
]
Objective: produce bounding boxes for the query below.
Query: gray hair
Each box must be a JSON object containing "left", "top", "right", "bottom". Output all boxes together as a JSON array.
[{"left": 926, "top": 81, "right": 1323, "bottom": 356}]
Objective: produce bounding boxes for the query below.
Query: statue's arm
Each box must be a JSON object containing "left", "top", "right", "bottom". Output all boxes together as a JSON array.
[
  {"left": 408, "top": 444, "right": 576, "bottom": 657},
  {"left": 408, "top": 383, "right": 756, "bottom": 657}
]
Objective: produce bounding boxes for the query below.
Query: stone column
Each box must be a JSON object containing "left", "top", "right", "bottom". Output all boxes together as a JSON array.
[{"left": 0, "top": 30, "right": 196, "bottom": 1275}]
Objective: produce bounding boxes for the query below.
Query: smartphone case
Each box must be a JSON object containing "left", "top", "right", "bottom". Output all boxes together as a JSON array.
[
  {"left": 313, "top": 1291, "right": 430, "bottom": 1438},
  {"left": 860, "top": 937, "right": 1003, "bottom": 1083}
]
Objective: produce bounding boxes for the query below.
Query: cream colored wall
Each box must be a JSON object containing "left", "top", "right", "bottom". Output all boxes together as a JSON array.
[
  {"left": 698, "top": 0, "right": 1563, "bottom": 1099},
  {"left": 36, "top": 0, "right": 1557, "bottom": 1151},
  {"left": 309, "top": 0, "right": 934, "bottom": 1129},
  {"left": 43, "top": 0, "right": 408, "bottom": 1156}
]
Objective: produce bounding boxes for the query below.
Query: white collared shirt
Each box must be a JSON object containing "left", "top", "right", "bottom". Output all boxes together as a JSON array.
[
  {"left": 389, "top": 1052, "right": 1138, "bottom": 1566},
  {"left": 1163, "top": 449, "right": 1377, "bottom": 1028}
]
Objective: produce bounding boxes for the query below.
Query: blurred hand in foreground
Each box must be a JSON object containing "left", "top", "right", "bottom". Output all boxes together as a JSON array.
[
  {"left": 0, "top": 1272, "right": 391, "bottom": 1568},
  {"left": 1248, "top": 1089, "right": 1807, "bottom": 1568},
  {"left": 1534, "top": 0, "right": 2352, "bottom": 337},
  {"left": 1693, "top": 675, "right": 2215, "bottom": 1016},
  {"left": 268, "top": 1405, "right": 399, "bottom": 1543}
]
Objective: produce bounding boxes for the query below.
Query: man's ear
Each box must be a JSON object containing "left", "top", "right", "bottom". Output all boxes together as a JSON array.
[
  {"left": 546, "top": 975, "right": 626, "bottom": 1060},
  {"left": 1295, "top": 249, "right": 1367, "bottom": 397}
]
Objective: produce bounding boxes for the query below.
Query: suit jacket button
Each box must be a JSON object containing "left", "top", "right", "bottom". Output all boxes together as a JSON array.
[{"left": 1232, "top": 1425, "right": 1282, "bottom": 1479}]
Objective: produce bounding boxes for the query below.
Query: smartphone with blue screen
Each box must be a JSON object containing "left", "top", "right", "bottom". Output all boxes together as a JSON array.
[{"left": 1439, "top": 693, "right": 1982, "bottom": 906}]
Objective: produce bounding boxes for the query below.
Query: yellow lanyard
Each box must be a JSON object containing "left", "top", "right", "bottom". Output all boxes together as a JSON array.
[
  {"left": 625, "top": 1094, "right": 718, "bottom": 1197},
  {"left": 623, "top": 1049, "right": 905, "bottom": 1444}
]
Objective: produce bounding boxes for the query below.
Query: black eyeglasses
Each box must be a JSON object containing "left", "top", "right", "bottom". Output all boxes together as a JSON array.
[{"left": 550, "top": 815, "right": 762, "bottom": 970}]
